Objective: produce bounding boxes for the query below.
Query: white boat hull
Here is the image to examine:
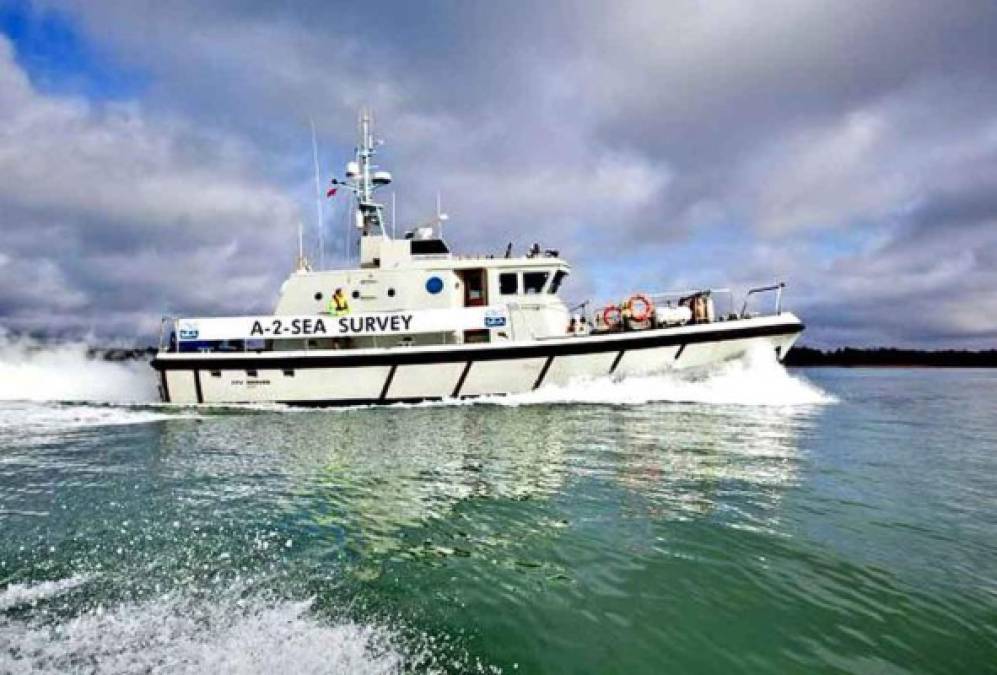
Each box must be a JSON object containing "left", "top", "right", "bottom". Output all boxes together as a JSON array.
[{"left": 152, "top": 314, "right": 803, "bottom": 406}]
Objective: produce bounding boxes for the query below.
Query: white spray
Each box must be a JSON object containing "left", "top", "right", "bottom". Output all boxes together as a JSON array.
[{"left": 0, "top": 332, "right": 156, "bottom": 403}]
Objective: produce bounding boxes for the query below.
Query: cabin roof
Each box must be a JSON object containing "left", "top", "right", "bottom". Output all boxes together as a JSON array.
[{"left": 292, "top": 254, "right": 570, "bottom": 277}]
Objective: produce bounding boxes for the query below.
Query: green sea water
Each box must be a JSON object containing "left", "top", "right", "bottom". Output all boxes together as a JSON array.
[{"left": 0, "top": 347, "right": 995, "bottom": 673}]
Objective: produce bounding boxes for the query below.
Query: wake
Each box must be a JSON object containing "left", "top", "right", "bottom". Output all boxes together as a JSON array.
[
  {"left": 0, "top": 577, "right": 411, "bottom": 675},
  {"left": 0, "top": 333, "right": 834, "bottom": 412},
  {"left": 485, "top": 347, "right": 835, "bottom": 407},
  {"left": 0, "top": 333, "right": 156, "bottom": 403},
  {"left": 391, "top": 347, "right": 835, "bottom": 410}
]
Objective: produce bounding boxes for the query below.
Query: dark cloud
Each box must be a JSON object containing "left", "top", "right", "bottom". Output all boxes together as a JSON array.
[
  {"left": 0, "top": 34, "right": 297, "bottom": 337},
  {"left": 3, "top": 1, "right": 997, "bottom": 346}
]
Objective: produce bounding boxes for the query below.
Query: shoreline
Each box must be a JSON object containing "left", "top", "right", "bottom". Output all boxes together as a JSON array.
[
  {"left": 787, "top": 363, "right": 997, "bottom": 369},
  {"left": 784, "top": 346, "right": 997, "bottom": 369}
]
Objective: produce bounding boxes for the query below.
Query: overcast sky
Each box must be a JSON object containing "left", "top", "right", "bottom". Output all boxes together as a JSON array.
[{"left": 1, "top": 0, "right": 996, "bottom": 347}]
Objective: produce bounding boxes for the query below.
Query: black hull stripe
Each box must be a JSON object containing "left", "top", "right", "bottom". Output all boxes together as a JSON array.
[
  {"left": 379, "top": 365, "right": 397, "bottom": 401},
  {"left": 533, "top": 355, "right": 554, "bottom": 390},
  {"left": 288, "top": 396, "right": 445, "bottom": 408},
  {"left": 193, "top": 369, "right": 204, "bottom": 404},
  {"left": 609, "top": 350, "right": 625, "bottom": 374},
  {"left": 675, "top": 343, "right": 686, "bottom": 361},
  {"left": 452, "top": 361, "right": 472, "bottom": 398},
  {"left": 152, "top": 322, "right": 804, "bottom": 372}
]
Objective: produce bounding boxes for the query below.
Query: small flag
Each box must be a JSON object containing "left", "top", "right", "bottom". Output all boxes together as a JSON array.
[{"left": 326, "top": 187, "right": 338, "bottom": 198}]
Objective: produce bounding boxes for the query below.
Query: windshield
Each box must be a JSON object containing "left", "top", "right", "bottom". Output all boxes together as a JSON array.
[
  {"left": 524, "top": 271, "right": 549, "bottom": 295},
  {"left": 549, "top": 270, "right": 567, "bottom": 294}
]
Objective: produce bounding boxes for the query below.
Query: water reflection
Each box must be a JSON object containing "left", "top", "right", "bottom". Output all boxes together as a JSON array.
[
  {"left": 605, "top": 404, "right": 817, "bottom": 528},
  {"left": 146, "top": 400, "right": 819, "bottom": 570}
]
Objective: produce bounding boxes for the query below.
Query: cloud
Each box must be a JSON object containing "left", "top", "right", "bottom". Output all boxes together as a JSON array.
[
  {"left": 0, "top": 34, "right": 299, "bottom": 337},
  {"left": 3, "top": 1, "right": 997, "bottom": 347}
]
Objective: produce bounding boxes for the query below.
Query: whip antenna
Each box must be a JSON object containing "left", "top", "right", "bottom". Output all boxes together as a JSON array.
[{"left": 310, "top": 118, "right": 324, "bottom": 269}]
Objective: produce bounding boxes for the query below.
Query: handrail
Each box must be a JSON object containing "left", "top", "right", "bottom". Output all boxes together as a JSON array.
[
  {"left": 158, "top": 316, "right": 176, "bottom": 351},
  {"left": 740, "top": 282, "right": 785, "bottom": 318},
  {"left": 567, "top": 300, "right": 590, "bottom": 314},
  {"left": 642, "top": 288, "right": 732, "bottom": 300}
]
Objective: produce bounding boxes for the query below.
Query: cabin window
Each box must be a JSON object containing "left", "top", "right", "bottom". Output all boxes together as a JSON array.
[
  {"left": 410, "top": 239, "right": 450, "bottom": 255},
  {"left": 283, "top": 369, "right": 295, "bottom": 377},
  {"left": 387, "top": 288, "right": 396, "bottom": 297},
  {"left": 463, "top": 329, "right": 490, "bottom": 344},
  {"left": 352, "top": 290, "right": 360, "bottom": 299},
  {"left": 549, "top": 270, "right": 567, "bottom": 294},
  {"left": 246, "top": 369, "right": 258, "bottom": 377},
  {"left": 180, "top": 340, "right": 252, "bottom": 353},
  {"left": 210, "top": 370, "right": 221, "bottom": 377},
  {"left": 314, "top": 292, "right": 323, "bottom": 301},
  {"left": 499, "top": 273, "right": 519, "bottom": 295},
  {"left": 524, "top": 271, "right": 549, "bottom": 295}
]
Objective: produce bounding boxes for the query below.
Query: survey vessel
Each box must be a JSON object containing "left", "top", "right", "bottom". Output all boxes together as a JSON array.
[{"left": 152, "top": 113, "right": 804, "bottom": 405}]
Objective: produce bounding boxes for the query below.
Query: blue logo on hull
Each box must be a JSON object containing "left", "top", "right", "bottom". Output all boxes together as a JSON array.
[{"left": 425, "top": 277, "right": 444, "bottom": 294}]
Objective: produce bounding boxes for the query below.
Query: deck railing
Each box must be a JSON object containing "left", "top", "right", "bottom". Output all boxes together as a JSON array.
[
  {"left": 740, "top": 282, "right": 785, "bottom": 318},
  {"left": 158, "top": 316, "right": 176, "bottom": 351},
  {"left": 645, "top": 288, "right": 736, "bottom": 320},
  {"left": 575, "top": 282, "right": 788, "bottom": 329}
]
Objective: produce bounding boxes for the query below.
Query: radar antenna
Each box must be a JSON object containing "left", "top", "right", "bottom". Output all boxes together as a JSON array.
[{"left": 331, "top": 109, "right": 392, "bottom": 240}]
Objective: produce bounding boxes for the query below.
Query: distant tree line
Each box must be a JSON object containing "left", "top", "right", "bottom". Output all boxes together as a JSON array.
[
  {"left": 88, "top": 347, "right": 157, "bottom": 361},
  {"left": 785, "top": 346, "right": 997, "bottom": 368}
]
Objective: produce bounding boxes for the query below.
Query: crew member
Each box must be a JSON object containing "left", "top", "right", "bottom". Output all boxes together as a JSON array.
[
  {"left": 577, "top": 315, "right": 590, "bottom": 336},
  {"left": 328, "top": 288, "right": 350, "bottom": 316},
  {"left": 621, "top": 299, "right": 633, "bottom": 331}
]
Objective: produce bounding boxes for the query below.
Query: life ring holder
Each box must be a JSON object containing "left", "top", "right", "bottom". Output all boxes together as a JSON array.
[
  {"left": 602, "top": 305, "right": 622, "bottom": 328},
  {"left": 627, "top": 294, "right": 654, "bottom": 322}
]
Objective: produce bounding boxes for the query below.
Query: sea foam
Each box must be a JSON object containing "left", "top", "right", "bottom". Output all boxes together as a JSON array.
[
  {"left": 0, "top": 575, "right": 92, "bottom": 611},
  {"left": 0, "top": 332, "right": 155, "bottom": 403},
  {"left": 0, "top": 580, "right": 410, "bottom": 675},
  {"left": 401, "top": 346, "right": 836, "bottom": 409}
]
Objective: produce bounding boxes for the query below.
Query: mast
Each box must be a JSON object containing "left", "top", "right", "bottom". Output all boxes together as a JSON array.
[
  {"left": 294, "top": 220, "right": 311, "bottom": 272},
  {"left": 322, "top": 109, "right": 394, "bottom": 266},
  {"left": 347, "top": 108, "right": 391, "bottom": 239}
]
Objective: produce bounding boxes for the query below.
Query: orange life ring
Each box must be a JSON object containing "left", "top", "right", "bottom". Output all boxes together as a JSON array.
[
  {"left": 602, "top": 304, "right": 622, "bottom": 328},
  {"left": 627, "top": 293, "right": 654, "bottom": 322}
]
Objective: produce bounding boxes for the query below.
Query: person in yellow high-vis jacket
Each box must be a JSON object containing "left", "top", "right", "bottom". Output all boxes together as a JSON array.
[{"left": 328, "top": 288, "right": 350, "bottom": 316}]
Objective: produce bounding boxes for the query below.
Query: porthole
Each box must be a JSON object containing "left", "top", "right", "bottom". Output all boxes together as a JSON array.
[
  {"left": 352, "top": 290, "right": 360, "bottom": 299},
  {"left": 387, "top": 288, "right": 396, "bottom": 297},
  {"left": 425, "top": 276, "right": 444, "bottom": 294},
  {"left": 314, "top": 292, "right": 323, "bottom": 301}
]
